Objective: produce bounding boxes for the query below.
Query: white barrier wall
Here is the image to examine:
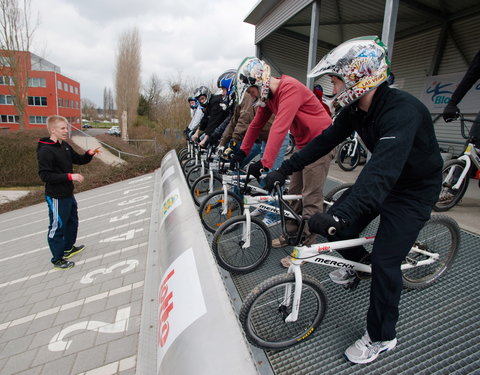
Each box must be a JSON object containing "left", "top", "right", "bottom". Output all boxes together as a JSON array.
[{"left": 137, "top": 150, "right": 259, "bottom": 375}]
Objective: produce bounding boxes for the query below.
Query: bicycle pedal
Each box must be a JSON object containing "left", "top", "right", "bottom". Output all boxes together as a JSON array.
[{"left": 343, "top": 277, "right": 360, "bottom": 290}]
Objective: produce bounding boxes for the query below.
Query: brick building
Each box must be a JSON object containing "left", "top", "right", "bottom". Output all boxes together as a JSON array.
[{"left": 0, "top": 51, "right": 81, "bottom": 130}]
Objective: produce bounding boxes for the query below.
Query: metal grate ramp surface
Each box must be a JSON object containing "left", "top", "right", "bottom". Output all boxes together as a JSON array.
[{"left": 208, "top": 177, "right": 480, "bottom": 375}]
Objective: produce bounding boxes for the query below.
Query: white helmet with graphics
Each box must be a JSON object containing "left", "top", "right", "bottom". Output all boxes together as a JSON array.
[
  {"left": 235, "top": 57, "right": 271, "bottom": 107},
  {"left": 308, "top": 36, "right": 391, "bottom": 112}
]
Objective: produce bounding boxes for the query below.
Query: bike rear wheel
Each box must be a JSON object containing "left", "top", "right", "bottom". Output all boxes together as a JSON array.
[
  {"left": 186, "top": 164, "right": 209, "bottom": 187},
  {"left": 323, "top": 182, "right": 353, "bottom": 212},
  {"left": 434, "top": 159, "right": 470, "bottom": 211},
  {"left": 212, "top": 215, "right": 271, "bottom": 273},
  {"left": 190, "top": 174, "right": 222, "bottom": 206},
  {"left": 199, "top": 190, "right": 243, "bottom": 233},
  {"left": 240, "top": 273, "right": 327, "bottom": 350},
  {"left": 401, "top": 215, "right": 460, "bottom": 289},
  {"left": 337, "top": 140, "right": 360, "bottom": 171}
]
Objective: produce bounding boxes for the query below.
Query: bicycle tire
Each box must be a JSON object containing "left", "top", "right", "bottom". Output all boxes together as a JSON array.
[
  {"left": 190, "top": 174, "right": 223, "bottom": 206},
  {"left": 401, "top": 215, "right": 460, "bottom": 289},
  {"left": 323, "top": 182, "right": 353, "bottom": 212},
  {"left": 285, "top": 133, "right": 295, "bottom": 156},
  {"left": 240, "top": 273, "right": 327, "bottom": 350},
  {"left": 433, "top": 159, "right": 470, "bottom": 212},
  {"left": 199, "top": 190, "right": 244, "bottom": 233},
  {"left": 178, "top": 147, "right": 188, "bottom": 160},
  {"left": 336, "top": 140, "right": 360, "bottom": 171},
  {"left": 186, "top": 164, "right": 209, "bottom": 188},
  {"left": 212, "top": 215, "right": 271, "bottom": 273},
  {"left": 182, "top": 157, "right": 197, "bottom": 175}
]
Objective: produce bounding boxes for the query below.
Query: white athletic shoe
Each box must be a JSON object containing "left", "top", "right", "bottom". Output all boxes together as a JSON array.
[
  {"left": 345, "top": 331, "right": 397, "bottom": 364},
  {"left": 329, "top": 269, "right": 355, "bottom": 285}
]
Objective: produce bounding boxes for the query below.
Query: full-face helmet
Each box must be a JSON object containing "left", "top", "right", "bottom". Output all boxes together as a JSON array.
[
  {"left": 187, "top": 95, "right": 199, "bottom": 110},
  {"left": 193, "top": 86, "right": 212, "bottom": 107},
  {"left": 217, "top": 69, "right": 237, "bottom": 98},
  {"left": 235, "top": 57, "right": 271, "bottom": 106},
  {"left": 308, "top": 36, "right": 390, "bottom": 111}
]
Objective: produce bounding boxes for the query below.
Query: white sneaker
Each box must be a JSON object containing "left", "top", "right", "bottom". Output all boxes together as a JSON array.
[
  {"left": 329, "top": 269, "right": 355, "bottom": 285},
  {"left": 345, "top": 331, "right": 397, "bottom": 364},
  {"left": 250, "top": 207, "right": 264, "bottom": 217},
  {"left": 262, "top": 216, "right": 280, "bottom": 227}
]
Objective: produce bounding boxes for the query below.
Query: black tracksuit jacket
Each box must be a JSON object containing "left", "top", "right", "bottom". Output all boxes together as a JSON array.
[
  {"left": 37, "top": 137, "right": 93, "bottom": 198},
  {"left": 199, "top": 94, "right": 230, "bottom": 137},
  {"left": 287, "top": 83, "right": 443, "bottom": 223}
]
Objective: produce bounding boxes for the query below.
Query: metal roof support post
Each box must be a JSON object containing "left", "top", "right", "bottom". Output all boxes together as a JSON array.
[
  {"left": 255, "top": 44, "right": 261, "bottom": 58},
  {"left": 381, "top": 0, "right": 399, "bottom": 61},
  {"left": 306, "top": 0, "right": 321, "bottom": 89}
]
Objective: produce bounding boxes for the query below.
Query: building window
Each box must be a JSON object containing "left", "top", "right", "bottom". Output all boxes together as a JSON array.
[
  {"left": 69, "top": 85, "right": 74, "bottom": 93},
  {"left": 0, "top": 115, "right": 19, "bottom": 123},
  {"left": 76, "top": 101, "right": 79, "bottom": 108},
  {"left": 28, "top": 77, "right": 47, "bottom": 87},
  {"left": 58, "top": 98, "right": 63, "bottom": 107},
  {"left": 74, "top": 87, "right": 79, "bottom": 95},
  {"left": 0, "top": 76, "right": 13, "bottom": 85},
  {"left": 57, "top": 80, "right": 62, "bottom": 90},
  {"left": 28, "top": 96, "right": 47, "bottom": 106},
  {"left": 0, "top": 95, "right": 13, "bottom": 105},
  {"left": 29, "top": 116, "right": 47, "bottom": 124},
  {"left": 64, "top": 99, "right": 69, "bottom": 108},
  {"left": 0, "top": 56, "right": 10, "bottom": 67},
  {"left": 63, "top": 82, "right": 68, "bottom": 91}
]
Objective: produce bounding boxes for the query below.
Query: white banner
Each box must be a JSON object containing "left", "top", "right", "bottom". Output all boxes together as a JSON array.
[
  {"left": 420, "top": 72, "right": 480, "bottom": 113},
  {"left": 157, "top": 248, "right": 207, "bottom": 370}
]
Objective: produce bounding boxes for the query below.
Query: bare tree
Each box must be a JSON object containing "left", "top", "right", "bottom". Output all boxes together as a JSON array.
[
  {"left": 114, "top": 27, "right": 141, "bottom": 135},
  {"left": 143, "top": 73, "right": 162, "bottom": 121},
  {"left": 103, "top": 87, "right": 108, "bottom": 119},
  {"left": 0, "top": 0, "right": 37, "bottom": 129},
  {"left": 107, "top": 87, "right": 114, "bottom": 119},
  {"left": 81, "top": 98, "right": 97, "bottom": 121}
]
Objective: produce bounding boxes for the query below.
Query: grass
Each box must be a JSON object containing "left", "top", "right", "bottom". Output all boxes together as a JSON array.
[{"left": 0, "top": 127, "right": 182, "bottom": 214}]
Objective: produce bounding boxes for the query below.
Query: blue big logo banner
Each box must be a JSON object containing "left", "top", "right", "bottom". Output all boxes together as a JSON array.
[{"left": 420, "top": 72, "right": 480, "bottom": 114}]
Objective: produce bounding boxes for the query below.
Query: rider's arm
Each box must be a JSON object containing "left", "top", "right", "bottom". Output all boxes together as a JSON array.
[
  {"left": 449, "top": 50, "right": 480, "bottom": 106},
  {"left": 240, "top": 105, "right": 272, "bottom": 156}
]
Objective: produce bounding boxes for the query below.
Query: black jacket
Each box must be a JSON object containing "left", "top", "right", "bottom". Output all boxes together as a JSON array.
[
  {"left": 287, "top": 83, "right": 443, "bottom": 222},
  {"left": 199, "top": 94, "right": 230, "bottom": 137},
  {"left": 37, "top": 137, "right": 93, "bottom": 198}
]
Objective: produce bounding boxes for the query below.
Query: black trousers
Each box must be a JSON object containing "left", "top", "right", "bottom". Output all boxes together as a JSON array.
[{"left": 330, "top": 191, "right": 432, "bottom": 341}]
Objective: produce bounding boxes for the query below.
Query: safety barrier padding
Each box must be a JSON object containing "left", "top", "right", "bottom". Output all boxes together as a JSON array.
[{"left": 137, "top": 150, "right": 258, "bottom": 375}]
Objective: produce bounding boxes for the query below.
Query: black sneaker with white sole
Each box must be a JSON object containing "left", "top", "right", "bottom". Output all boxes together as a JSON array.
[
  {"left": 64, "top": 244, "right": 85, "bottom": 259},
  {"left": 53, "top": 259, "right": 75, "bottom": 270}
]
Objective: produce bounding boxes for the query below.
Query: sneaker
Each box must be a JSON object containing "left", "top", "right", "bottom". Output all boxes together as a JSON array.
[
  {"left": 262, "top": 216, "right": 280, "bottom": 227},
  {"left": 64, "top": 244, "right": 85, "bottom": 259},
  {"left": 250, "top": 207, "right": 264, "bottom": 217},
  {"left": 272, "top": 235, "right": 289, "bottom": 248},
  {"left": 345, "top": 331, "right": 397, "bottom": 364},
  {"left": 53, "top": 259, "right": 75, "bottom": 270},
  {"left": 329, "top": 269, "right": 356, "bottom": 285}
]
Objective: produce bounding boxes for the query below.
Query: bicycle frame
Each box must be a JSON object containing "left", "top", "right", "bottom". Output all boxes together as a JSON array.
[{"left": 282, "top": 240, "right": 440, "bottom": 322}]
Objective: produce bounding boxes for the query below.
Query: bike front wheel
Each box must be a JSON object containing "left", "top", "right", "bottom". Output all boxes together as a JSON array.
[
  {"left": 336, "top": 140, "right": 360, "bottom": 171},
  {"left": 212, "top": 215, "right": 271, "bottom": 273},
  {"left": 190, "top": 174, "right": 222, "bottom": 206},
  {"left": 434, "top": 159, "right": 470, "bottom": 211},
  {"left": 240, "top": 273, "right": 327, "bottom": 350},
  {"left": 401, "top": 215, "right": 460, "bottom": 289},
  {"left": 198, "top": 190, "right": 243, "bottom": 233}
]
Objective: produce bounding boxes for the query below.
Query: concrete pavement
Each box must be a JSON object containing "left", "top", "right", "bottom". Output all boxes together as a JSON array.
[{"left": 0, "top": 174, "right": 154, "bottom": 374}]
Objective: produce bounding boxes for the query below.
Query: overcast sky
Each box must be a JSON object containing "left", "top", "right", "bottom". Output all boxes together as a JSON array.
[{"left": 29, "top": 0, "right": 259, "bottom": 107}]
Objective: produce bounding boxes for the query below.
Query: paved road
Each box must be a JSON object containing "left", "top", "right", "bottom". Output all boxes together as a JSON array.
[{"left": 0, "top": 174, "right": 154, "bottom": 374}]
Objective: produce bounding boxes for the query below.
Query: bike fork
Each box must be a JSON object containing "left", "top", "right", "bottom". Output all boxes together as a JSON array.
[{"left": 283, "top": 266, "right": 303, "bottom": 322}]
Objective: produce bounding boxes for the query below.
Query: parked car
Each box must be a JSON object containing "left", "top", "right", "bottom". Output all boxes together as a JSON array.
[
  {"left": 82, "top": 123, "right": 92, "bottom": 129},
  {"left": 106, "top": 126, "right": 121, "bottom": 136}
]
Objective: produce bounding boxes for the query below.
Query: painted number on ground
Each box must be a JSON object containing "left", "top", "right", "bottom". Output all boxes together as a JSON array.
[
  {"left": 80, "top": 259, "right": 139, "bottom": 284},
  {"left": 49, "top": 307, "right": 131, "bottom": 352},
  {"left": 100, "top": 228, "right": 144, "bottom": 243},
  {"left": 109, "top": 209, "right": 146, "bottom": 223},
  {"left": 118, "top": 195, "right": 149, "bottom": 206}
]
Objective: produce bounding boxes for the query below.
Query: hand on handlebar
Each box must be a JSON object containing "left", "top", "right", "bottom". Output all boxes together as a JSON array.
[
  {"left": 443, "top": 102, "right": 460, "bottom": 122},
  {"left": 247, "top": 160, "right": 268, "bottom": 181},
  {"left": 308, "top": 213, "right": 347, "bottom": 237},
  {"left": 229, "top": 149, "right": 246, "bottom": 170}
]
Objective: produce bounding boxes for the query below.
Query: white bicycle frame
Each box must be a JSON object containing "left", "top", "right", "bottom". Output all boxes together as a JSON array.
[
  {"left": 239, "top": 194, "right": 302, "bottom": 248},
  {"left": 445, "top": 143, "right": 480, "bottom": 190},
  {"left": 282, "top": 240, "right": 440, "bottom": 322}
]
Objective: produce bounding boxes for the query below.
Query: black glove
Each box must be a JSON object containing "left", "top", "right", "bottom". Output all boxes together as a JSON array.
[
  {"left": 263, "top": 161, "right": 293, "bottom": 193},
  {"left": 229, "top": 149, "right": 246, "bottom": 170},
  {"left": 443, "top": 102, "right": 460, "bottom": 122},
  {"left": 308, "top": 212, "right": 347, "bottom": 237},
  {"left": 247, "top": 160, "right": 268, "bottom": 181}
]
